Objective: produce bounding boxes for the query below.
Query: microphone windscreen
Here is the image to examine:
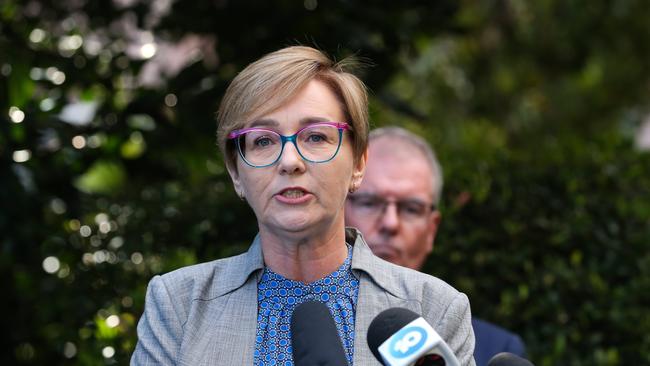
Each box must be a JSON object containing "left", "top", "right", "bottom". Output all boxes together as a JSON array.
[
  {"left": 367, "top": 307, "right": 420, "bottom": 364},
  {"left": 487, "top": 352, "right": 534, "bottom": 366},
  {"left": 290, "top": 300, "right": 349, "bottom": 366}
]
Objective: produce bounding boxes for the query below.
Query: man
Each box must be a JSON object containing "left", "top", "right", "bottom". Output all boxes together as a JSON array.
[{"left": 345, "top": 126, "right": 526, "bottom": 366}]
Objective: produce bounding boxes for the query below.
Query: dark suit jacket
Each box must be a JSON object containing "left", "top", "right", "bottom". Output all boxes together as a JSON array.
[{"left": 472, "top": 318, "right": 525, "bottom": 366}]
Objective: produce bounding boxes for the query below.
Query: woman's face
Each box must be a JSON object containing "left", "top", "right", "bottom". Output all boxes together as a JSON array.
[{"left": 227, "top": 79, "right": 366, "bottom": 237}]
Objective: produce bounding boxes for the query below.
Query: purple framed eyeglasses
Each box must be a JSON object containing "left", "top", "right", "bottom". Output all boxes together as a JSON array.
[{"left": 227, "top": 122, "right": 350, "bottom": 168}]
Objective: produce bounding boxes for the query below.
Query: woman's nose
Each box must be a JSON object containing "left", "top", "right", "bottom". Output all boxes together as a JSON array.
[{"left": 277, "top": 141, "right": 306, "bottom": 175}]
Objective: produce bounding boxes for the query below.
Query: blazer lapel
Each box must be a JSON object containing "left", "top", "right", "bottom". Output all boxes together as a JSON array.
[
  {"left": 349, "top": 228, "right": 424, "bottom": 365},
  {"left": 353, "top": 273, "right": 424, "bottom": 365},
  {"left": 178, "top": 277, "right": 259, "bottom": 365},
  {"left": 178, "top": 237, "right": 264, "bottom": 365}
]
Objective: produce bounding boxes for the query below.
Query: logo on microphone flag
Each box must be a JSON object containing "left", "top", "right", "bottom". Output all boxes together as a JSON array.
[
  {"left": 389, "top": 326, "right": 428, "bottom": 358},
  {"left": 378, "top": 317, "right": 460, "bottom": 366}
]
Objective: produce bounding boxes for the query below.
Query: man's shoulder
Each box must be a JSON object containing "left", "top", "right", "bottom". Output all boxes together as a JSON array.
[
  {"left": 472, "top": 318, "right": 526, "bottom": 359},
  {"left": 472, "top": 318, "right": 521, "bottom": 340}
]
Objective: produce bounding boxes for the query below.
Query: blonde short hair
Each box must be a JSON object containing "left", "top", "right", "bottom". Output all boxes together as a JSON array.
[{"left": 217, "top": 46, "right": 369, "bottom": 170}]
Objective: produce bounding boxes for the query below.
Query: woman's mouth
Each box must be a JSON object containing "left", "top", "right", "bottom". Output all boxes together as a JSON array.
[
  {"left": 275, "top": 187, "right": 312, "bottom": 204},
  {"left": 281, "top": 189, "right": 306, "bottom": 199}
]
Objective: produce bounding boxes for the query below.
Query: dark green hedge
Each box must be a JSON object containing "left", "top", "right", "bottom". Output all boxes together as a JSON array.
[{"left": 426, "top": 134, "right": 650, "bottom": 365}]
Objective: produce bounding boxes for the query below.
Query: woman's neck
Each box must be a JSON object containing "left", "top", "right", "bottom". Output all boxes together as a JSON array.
[{"left": 259, "top": 223, "right": 349, "bottom": 283}]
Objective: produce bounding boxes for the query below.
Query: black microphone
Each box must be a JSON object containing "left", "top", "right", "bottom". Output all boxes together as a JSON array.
[
  {"left": 487, "top": 352, "right": 534, "bottom": 366},
  {"left": 290, "top": 300, "right": 349, "bottom": 366},
  {"left": 367, "top": 308, "right": 460, "bottom": 366}
]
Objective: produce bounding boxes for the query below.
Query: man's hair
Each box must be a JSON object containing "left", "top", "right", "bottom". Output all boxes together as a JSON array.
[
  {"left": 216, "top": 46, "right": 369, "bottom": 171},
  {"left": 369, "top": 127, "right": 444, "bottom": 205}
]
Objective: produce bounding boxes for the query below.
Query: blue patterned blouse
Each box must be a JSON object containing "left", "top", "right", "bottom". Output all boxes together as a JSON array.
[{"left": 253, "top": 245, "right": 359, "bottom": 366}]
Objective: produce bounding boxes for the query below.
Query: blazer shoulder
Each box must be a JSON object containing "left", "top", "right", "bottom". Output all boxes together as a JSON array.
[
  {"left": 373, "top": 260, "right": 471, "bottom": 327},
  {"left": 406, "top": 267, "right": 469, "bottom": 323},
  {"left": 370, "top": 257, "right": 463, "bottom": 303},
  {"left": 157, "top": 250, "right": 254, "bottom": 304}
]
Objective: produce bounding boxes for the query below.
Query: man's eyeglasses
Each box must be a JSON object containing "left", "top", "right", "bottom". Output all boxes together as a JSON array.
[
  {"left": 347, "top": 193, "right": 436, "bottom": 222},
  {"left": 228, "top": 122, "right": 350, "bottom": 168}
]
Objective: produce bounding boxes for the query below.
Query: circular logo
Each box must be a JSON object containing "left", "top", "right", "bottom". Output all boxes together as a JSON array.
[{"left": 388, "top": 326, "right": 428, "bottom": 359}]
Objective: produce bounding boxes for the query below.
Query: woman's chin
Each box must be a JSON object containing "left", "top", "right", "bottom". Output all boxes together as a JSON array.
[
  {"left": 264, "top": 212, "right": 332, "bottom": 235},
  {"left": 268, "top": 215, "right": 313, "bottom": 233}
]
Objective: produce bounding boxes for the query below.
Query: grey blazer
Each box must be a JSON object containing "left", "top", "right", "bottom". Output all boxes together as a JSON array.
[{"left": 132, "top": 228, "right": 476, "bottom": 365}]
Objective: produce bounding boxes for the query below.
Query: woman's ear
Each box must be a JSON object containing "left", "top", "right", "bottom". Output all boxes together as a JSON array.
[
  {"left": 350, "top": 147, "right": 368, "bottom": 191},
  {"left": 226, "top": 161, "right": 245, "bottom": 199}
]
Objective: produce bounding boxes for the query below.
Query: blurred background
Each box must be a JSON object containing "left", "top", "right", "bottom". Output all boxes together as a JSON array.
[{"left": 1, "top": 0, "right": 649, "bottom": 364}]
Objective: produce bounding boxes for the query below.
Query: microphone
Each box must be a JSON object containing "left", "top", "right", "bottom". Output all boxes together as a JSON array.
[
  {"left": 290, "top": 300, "right": 349, "bottom": 366},
  {"left": 367, "top": 308, "right": 460, "bottom": 366},
  {"left": 487, "top": 353, "right": 534, "bottom": 366}
]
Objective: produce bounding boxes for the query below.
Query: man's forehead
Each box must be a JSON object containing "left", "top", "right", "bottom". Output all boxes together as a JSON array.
[
  {"left": 364, "top": 138, "right": 435, "bottom": 197},
  {"left": 368, "top": 137, "right": 429, "bottom": 167}
]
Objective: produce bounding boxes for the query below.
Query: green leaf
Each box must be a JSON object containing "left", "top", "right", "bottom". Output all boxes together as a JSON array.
[{"left": 74, "top": 160, "right": 126, "bottom": 194}]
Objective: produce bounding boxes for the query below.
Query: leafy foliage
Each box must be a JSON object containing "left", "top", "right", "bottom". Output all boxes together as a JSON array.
[{"left": 1, "top": 0, "right": 649, "bottom": 364}]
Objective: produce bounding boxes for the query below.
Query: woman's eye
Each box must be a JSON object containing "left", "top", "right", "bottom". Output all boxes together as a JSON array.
[
  {"left": 254, "top": 137, "right": 273, "bottom": 147},
  {"left": 306, "top": 134, "right": 326, "bottom": 143}
]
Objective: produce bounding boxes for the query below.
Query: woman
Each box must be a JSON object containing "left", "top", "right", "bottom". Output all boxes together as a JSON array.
[{"left": 132, "top": 46, "right": 476, "bottom": 365}]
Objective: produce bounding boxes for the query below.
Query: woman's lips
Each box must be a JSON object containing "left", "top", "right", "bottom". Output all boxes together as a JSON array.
[{"left": 275, "top": 187, "right": 313, "bottom": 204}]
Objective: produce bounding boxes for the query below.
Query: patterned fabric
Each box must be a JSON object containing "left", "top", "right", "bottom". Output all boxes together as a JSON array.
[{"left": 254, "top": 245, "right": 359, "bottom": 366}]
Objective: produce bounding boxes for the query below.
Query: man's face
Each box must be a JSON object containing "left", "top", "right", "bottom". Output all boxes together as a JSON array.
[{"left": 345, "top": 137, "right": 441, "bottom": 270}]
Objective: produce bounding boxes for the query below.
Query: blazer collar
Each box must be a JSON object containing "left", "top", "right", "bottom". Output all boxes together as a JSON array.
[
  {"left": 217, "top": 228, "right": 403, "bottom": 299},
  {"left": 348, "top": 227, "right": 405, "bottom": 299},
  {"left": 211, "top": 234, "right": 265, "bottom": 298}
]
